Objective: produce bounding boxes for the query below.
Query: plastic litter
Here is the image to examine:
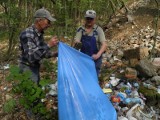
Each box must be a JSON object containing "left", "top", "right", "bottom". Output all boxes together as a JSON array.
[
  {"left": 131, "top": 90, "right": 139, "bottom": 98},
  {"left": 126, "top": 104, "right": 139, "bottom": 120},
  {"left": 118, "top": 116, "right": 128, "bottom": 120},
  {"left": 133, "top": 83, "right": 139, "bottom": 89},
  {"left": 49, "top": 84, "right": 57, "bottom": 91},
  {"left": 125, "top": 89, "right": 132, "bottom": 96},
  {"left": 124, "top": 98, "right": 143, "bottom": 105},
  {"left": 110, "top": 78, "right": 120, "bottom": 86},
  {"left": 0, "top": 64, "right": 9, "bottom": 70},
  {"left": 102, "top": 88, "right": 112, "bottom": 93},
  {"left": 117, "top": 92, "right": 127, "bottom": 101},
  {"left": 48, "top": 90, "right": 57, "bottom": 96},
  {"left": 111, "top": 96, "right": 121, "bottom": 103},
  {"left": 143, "top": 83, "right": 157, "bottom": 91},
  {"left": 121, "top": 107, "right": 129, "bottom": 112}
]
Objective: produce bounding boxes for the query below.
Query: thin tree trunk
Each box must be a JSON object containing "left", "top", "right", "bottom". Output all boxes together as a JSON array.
[{"left": 150, "top": 0, "right": 159, "bottom": 59}]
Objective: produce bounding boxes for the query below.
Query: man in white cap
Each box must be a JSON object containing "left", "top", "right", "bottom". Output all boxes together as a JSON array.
[
  {"left": 19, "top": 8, "right": 58, "bottom": 85},
  {"left": 75, "top": 10, "right": 107, "bottom": 75}
]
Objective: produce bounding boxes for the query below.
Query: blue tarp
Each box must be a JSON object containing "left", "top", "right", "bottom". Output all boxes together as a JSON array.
[{"left": 58, "top": 42, "right": 117, "bottom": 120}]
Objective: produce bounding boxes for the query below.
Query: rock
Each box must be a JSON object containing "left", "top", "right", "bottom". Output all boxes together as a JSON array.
[
  {"left": 129, "top": 58, "right": 139, "bottom": 67},
  {"left": 135, "top": 59, "right": 157, "bottom": 78},
  {"left": 5, "top": 94, "right": 12, "bottom": 101},
  {"left": 124, "top": 47, "right": 149, "bottom": 60},
  {"left": 117, "top": 49, "right": 124, "bottom": 59},
  {"left": 125, "top": 67, "right": 138, "bottom": 79},
  {"left": 151, "top": 76, "right": 160, "bottom": 86},
  {"left": 139, "top": 85, "right": 160, "bottom": 107},
  {"left": 152, "top": 58, "right": 160, "bottom": 67},
  {"left": 127, "top": 14, "right": 134, "bottom": 23}
]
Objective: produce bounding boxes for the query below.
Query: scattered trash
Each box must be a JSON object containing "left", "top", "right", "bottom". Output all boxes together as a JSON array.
[
  {"left": 3, "top": 87, "right": 8, "bottom": 91},
  {"left": 102, "top": 88, "right": 112, "bottom": 93},
  {"left": 110, "top": 77, "right": 120, "bottom": 86},
  {"left": 0, "top": 64, "right": 10, "bottom": 70}
]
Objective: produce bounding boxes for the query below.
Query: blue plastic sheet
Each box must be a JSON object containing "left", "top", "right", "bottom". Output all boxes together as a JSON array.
[{"left": 58, "top": 42, "right": 117, "bottom": 120}]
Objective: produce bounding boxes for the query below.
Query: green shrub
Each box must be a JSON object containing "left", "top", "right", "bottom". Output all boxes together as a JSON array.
[
  {"left": 6, "top": 65, "right": 55, "bottom": 119},
  {"left": 3, "top": 99, "right": 16, "bottom": 113}
]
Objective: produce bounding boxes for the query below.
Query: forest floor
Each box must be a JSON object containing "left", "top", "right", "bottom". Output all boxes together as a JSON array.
[
  {"left": 106, "top": 1, "right": 160, "bottom": 42},
  {"left": 0, "top": 0, "right": 160, "bottom": 120}
]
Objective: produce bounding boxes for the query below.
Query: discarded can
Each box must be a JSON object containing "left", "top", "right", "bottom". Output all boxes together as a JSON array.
[{"left": 111, "top": 96, "right": 121, "bottom": 103}]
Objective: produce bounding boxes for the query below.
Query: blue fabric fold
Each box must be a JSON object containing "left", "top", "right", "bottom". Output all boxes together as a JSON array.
[{"left": 58, "top": 42, "right": 117, "bottom": 120}]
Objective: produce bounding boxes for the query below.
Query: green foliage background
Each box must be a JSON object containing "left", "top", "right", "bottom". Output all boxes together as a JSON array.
[{"left": 0, "top": 0, "right": 128, "bottom": 60}]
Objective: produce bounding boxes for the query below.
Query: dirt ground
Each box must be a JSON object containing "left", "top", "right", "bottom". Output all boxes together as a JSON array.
[{"left": 106, "top": 1, "right": 160, "bottom": 41}]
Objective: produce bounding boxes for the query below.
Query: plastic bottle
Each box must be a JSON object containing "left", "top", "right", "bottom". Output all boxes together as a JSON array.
[
  {"left": 131, "top": 90, "right": 139, "bottom": 98},
  {"left": 124, "top": 98, "right": 142, "bottom": 104},
  {"left": 133, "top": 82, "right": 139, "bottom": 89},
  {"left": 117, "top": 92, "right": 126, "bottom": 101},
  {"left": 125, "top": 89, "right": 132, "bottom": 96}
]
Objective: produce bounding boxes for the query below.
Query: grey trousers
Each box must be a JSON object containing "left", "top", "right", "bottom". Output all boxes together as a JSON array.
[{"left": 19, "top": 63, "right": 40, "bottom": 85}]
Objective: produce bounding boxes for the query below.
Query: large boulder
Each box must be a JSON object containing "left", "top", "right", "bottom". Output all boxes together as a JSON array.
[
  {"left": 135, "top": 59, "right": 157, "bottom": 78},
  {"left": 152, "top": 58, "right": 160, "bottom": 67},
  {"left": 151, "top": 76, "right": 160, "bottom": 86},
  {"left": 139, "top": 85, "right": 160, "bottom": 108},
  {"left": 124, "top": 47, "right": 149, "bottom": 60}
]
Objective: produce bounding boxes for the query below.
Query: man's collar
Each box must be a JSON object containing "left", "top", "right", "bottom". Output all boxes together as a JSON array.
[
  {"left": 82, "top": 24, "right": 97, "bottom": 30},
  {"left": 32, "top": 25, "right": 44, "bottom": 36}
]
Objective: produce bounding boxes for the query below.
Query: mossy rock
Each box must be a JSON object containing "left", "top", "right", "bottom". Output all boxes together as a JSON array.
[{"left": 138, "top": 85, "right": 160, "bottom": 108}]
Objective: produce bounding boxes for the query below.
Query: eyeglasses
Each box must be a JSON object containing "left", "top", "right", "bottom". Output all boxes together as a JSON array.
[{"left": 85, "top": 17, "right": 94, "bottom": 20}]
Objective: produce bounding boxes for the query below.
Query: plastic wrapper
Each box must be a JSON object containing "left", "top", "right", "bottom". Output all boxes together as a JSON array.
[{"left": 58, "top": 42, "right": 117, "bottom": 120}]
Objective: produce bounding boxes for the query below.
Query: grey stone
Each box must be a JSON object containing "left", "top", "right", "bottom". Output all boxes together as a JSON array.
[
  {"left": 151, "top": 76, "right": 160, "bottom": 86},
  {"left": 135, "top": 59, "right": 157, "bottom": 78}
]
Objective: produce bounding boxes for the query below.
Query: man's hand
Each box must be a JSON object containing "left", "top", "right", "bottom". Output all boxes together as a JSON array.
[
  {"left": 48, "top": 36, "right": 58, "bottom": 48},
  {"left": 92, "top": 53, "right": 101, "bottom": 60},
  {"left": 52, "top": 51, "right": 58, "bottom": 57}
]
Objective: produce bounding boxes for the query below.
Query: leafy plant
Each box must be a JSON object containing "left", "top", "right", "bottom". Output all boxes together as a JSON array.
[
  {"left": 6, "top": 65, "right": 54, "bottom": 119},
  {"left": 3, "top": 99, "right": 16, "bottom": 113},
  {"left": 41, "top": 59, "right": 58, "bottom": 83}
]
